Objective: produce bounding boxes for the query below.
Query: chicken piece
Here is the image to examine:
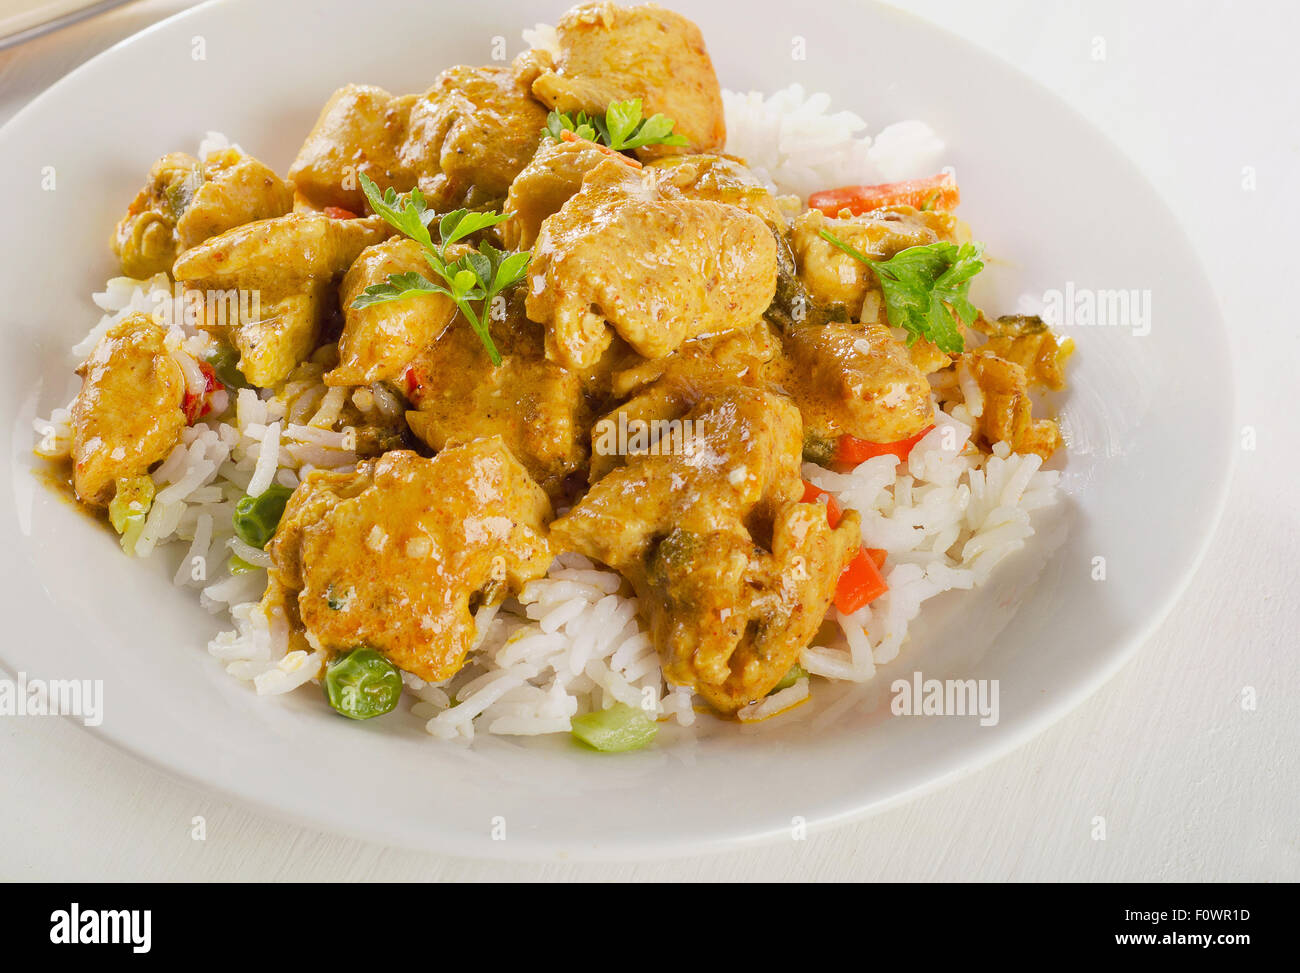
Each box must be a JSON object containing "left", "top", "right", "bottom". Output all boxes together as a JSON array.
[
  {"left": 973, "top": 314, "right": 1073, "bottom": 390},
  {"left": 112, "top": 153, "right": 202, "bottom": 277},
  {"left": 502, "top": 137, "right": 614, "bottom": 249},
  {"left": 266, "top": 443, "right": 553, "bottom": 682},
  {"left": 69, "top": 314, "right": 186, "bottom": 507},
  {"left": 775, "top": 322, "right": 934, "bottom": 444},
  {"left": 400, "top": 59, "right": 549, "bottom": 209},
  {"left": 791, "top": 206, "right": 967, "bottom": 313},
  {"left": 327, "top": 238, "right": 459, "bottom": 386},
  {"left": 962, "top": 351, "right": 1063, "bottom": 460},
  {"left": 172, "top": 212, "right": 388, "bottom": 289},
  {"left": 765, "top": 228, "right": 853, "bottom": 333},
  {"left": 172, "top": 213, "right": 387, "bottom": 387},
  {"left": 174, "top": 148, "right": 294, "bottom": 251},
  {"left": 288, "top": 84, "right": 420, "bottom": 213},
  {"left": 552, "top": 379, "right": 860, "bottom": 712},
  {"left": 608, "top": 320, "right": 782, "bottom": 401},
  {"left": 595, "top": 322, "right": 782, "bottom": 480},
  {"left": 112, "top": 150, "right": 294, "bottom": 278},
  {"left": 531, "top": 2, "right": 726, "bottom": 157},
  {"left": 646, "top": 154, "right": 784, "bottom": 229},
  {"left": 404, "top": 293, "right": 590, "bottom": 497},
  {"left": 527, "top": 158, "right": 777, "bottom": 370}
]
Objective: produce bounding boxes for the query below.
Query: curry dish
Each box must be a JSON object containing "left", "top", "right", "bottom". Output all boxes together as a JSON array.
[{"left": 43, "top": 2, "right": 1070, "bottom": 746}]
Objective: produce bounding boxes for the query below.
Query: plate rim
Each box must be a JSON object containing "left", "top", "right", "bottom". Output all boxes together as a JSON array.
[{"left": 0, "top": 0, "right": 1238, "bottom": 861}]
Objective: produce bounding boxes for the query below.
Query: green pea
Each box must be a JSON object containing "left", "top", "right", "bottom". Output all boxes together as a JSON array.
[
  {"left": 232, "top": 484, "right": 294, "bottom": 549},
  {"left": 204, "top": 343, "right": 251, "bottom": 390},
  {"left": 323, "top": 647, "right": 402, "bottom": 720},
  {"left": 571, "top": 702, "right": 658, "bottom": 753}
]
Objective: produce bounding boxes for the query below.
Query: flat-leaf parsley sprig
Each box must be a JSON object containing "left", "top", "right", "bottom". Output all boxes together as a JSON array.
[
  {"left": 543, "top": 98, "right": 688, "bottom": 152},
  {"left": 351, "top": 173, "right": 530, "bottom": 366},
  {"left": 818, "top": 229, "right": 984, "bottom": 354}
]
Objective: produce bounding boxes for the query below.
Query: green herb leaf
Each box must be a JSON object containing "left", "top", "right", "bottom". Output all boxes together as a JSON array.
[
  {"left": 603, "top": 99, "right": 642, "bottom": 148},
  {"left": 493, "top": 250, "right": 531, "bottom": 292},
  {"left": 359, "top": 174, "right": 434, "bottom": 251},
  {"left": 438, "top": 208, "right": 509, "bottom": 249},
  {"left": 351, "top": 271, "right": 448, "bottom": 309},
  {"left": 818, "top": 230, "right": 984, "bottom": 354},
  {"left": 542, "top": 99, "right": 687, "bottom": 152},
  {"left": 352, "top": 176, "right": 524, "bottom": 368},
  {"left": 601, "top": 99, "right": 689, "bottom": 151},
  {"left": 543, "top": 108, "right": 598, "bottom": 143}
]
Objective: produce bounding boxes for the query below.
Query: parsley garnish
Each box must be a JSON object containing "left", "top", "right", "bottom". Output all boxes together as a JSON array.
[
  {"left": 544, "top": 108, "right": 599, "bottom": 143},
  {"left": 818, "top": 230, "right": 984, "bottom": 354},
  {"left": 543, "top": 98, "right": 688, "bottom": 152},
  {"left": 351, "top": 174, "right": 530, "bottom": 366}
]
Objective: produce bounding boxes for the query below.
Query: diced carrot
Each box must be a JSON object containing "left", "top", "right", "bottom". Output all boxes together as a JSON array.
[
  {"left": 801, "top": 479, "right": 843, "bottom": 527},
  {"left": 559, "top": 129, "right": 643, "bottom": 168},
  {"left": 808, "top": 173, "right": 959, "bottom": 218},
  {"left": 802, "top": 479, "right": 890, "bottom": 612},
  {"left": 833, "top": 424, "right": 934, "bottom": 471},
  {"left": 323, "top": 205, "right": 359, "bottom": 220},
  {"left": 835, "top": 546, "right": 888, "bottom": 614}
]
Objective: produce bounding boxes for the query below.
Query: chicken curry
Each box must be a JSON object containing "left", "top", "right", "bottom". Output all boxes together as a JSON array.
[{"left": 59, "top": 1, "right": 1070, "bottom": 729}]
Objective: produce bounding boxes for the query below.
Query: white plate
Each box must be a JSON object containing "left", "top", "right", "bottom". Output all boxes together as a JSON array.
[{"left": 0, "top": 0, "right": 1233, "bottom": 859}]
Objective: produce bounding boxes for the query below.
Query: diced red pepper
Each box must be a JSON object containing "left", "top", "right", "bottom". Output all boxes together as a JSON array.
[
  {"left": 403, "top": 364, "right": 423, "bottom": 400},
  {"left": 323, "top": 205, "right": 359, "bottom": 220},
  {"left": 801, "top": 478, "right": 890, "bottom": 613},
  {"left": 833, "top": 424, "right": 934, "bottom": 471},
  {"left": 809, "top": 173, "right": 959, "bottom": 218},
  {"left": 183, "top": 360, "right": 222, "bottom": 424}
]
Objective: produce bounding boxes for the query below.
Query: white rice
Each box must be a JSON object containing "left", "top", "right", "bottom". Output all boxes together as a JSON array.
[
  {"left": 520, "top": 25, "right": 945, "bottom": 199},
  {"left": 721, "top": 85, "right": 946, "bottom": 199},
  {"left": 37, "top": 99, "right": 1062, "bottom": 743}
]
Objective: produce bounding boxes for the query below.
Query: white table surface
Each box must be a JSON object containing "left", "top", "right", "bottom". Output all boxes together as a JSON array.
[{"left": 1, "top": 0, "right": 1295, "bottom": 882}]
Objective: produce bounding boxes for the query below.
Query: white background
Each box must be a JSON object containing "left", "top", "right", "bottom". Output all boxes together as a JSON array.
[{"left": 1, "top": 0, "right": 1295, "bottom": 881}]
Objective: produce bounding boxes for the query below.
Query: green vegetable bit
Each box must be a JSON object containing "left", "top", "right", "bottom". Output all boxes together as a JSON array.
[
  {"left": 323, "top": 647, "right": 403, "bottom": 720},
  {"left": 232, "top": 483, "right": 294, "bottom": 549},
  {"left": 203, "top": 342, "right": 251, "bottom": 390},
  {"left": 818, "top": 231, "right": 985, "bottom": 354},
  {"left": 351, "top": 174, "right": 531, "bottom": 366},
  {"left": 600, "top": 98, "right": 688, "bottom": 151},
  {"left": 227, "top": 553, "right": 259, "bottom": 575},
  {"left": 543, "top": 98, "right": 688, "bottom": 152},
  {"left": 771, "top": 663, "right": 808, "bottom": 694},
  {"left": 108, "top": 475, "right": 155, "bottom": 555},
  {"left": 571, "top": 702, "right": 658, "bottom": 753},
  {"left": 544, "top": 108, "right": 599, "bottom": 143}
]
